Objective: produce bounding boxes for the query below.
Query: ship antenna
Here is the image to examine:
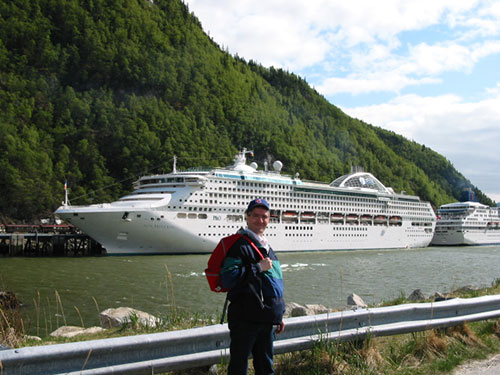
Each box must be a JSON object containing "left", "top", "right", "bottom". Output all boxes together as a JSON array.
[
  {"left": 173, "top": 155, "right": 177, "bottom": 173},
  {"left": 63, "top": 180, "right": 70, "bottom": 207}
]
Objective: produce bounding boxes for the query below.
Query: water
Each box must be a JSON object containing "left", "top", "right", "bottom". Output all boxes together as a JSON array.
[{"left": 1, "top": 246, "right": 499, "bottom": 335}]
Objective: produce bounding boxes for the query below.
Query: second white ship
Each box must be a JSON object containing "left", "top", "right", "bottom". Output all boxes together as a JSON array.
[
  {"left": 55, "top": 149, "right": 436, "bottom": 254},
  {"left": 431, "top": 201, "right": 500, "bottom": 246}
]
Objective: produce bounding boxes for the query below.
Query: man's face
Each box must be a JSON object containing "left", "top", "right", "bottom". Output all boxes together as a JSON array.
[{"left": 246, "top": 207, "right": 270, "bottom": 236}]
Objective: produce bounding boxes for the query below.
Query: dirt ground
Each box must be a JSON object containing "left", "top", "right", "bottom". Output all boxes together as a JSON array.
[{"left": 453, "top": 353, "right": 500, "bottom": 375}]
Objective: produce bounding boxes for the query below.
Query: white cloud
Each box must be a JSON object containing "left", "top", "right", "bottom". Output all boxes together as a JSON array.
[
  {"left": 342, "top": 87, "right": 500, "bottom": 200},
  {"left": 408, "top": 43, "right": 473, "bottom": 75},
  {"left": 188, "top": 0, "right": 333, "bottom": 69},
  {"left": 317, "top": 75, "right": 439, "bottom": 96},
  {"left": 186, "top": 0, "right": 489, "bottom": 70},
  {"left": 317, "top": 38, "right": 500, "bottom": 95},
  {"left": 486, "top": 82, "right": 500, "bottom": 95},
  {"left": 226, "top": 12, "right": 330, "bottom": 69},
  {"left": 454, "top": 1, "right": 500, "bottom": 39}
]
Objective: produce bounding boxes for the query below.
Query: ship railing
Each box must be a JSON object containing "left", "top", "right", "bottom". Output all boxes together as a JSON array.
[{"left": 3, "top": 295, "right": 500, "bottom": 375}]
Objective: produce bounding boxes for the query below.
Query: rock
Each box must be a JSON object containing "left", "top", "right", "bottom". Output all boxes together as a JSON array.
[
  {"left": 408, "top": 289, "right": 426, "bottom": 301},
  {"left": 304, "top": 304, "right": 330, "bottom": 315},
  {"left": 284, "top": 302, "right": 303, "bottom": 317},
  {"left": 288, "top": 303, "right": 309, "bottom": 317},
  {"left": 50, "top": 326, "right": 83, "bottom": 337},
  {"left": 99, "top": 307, "right": 160, "bottom": 328},
  {"left": 25, "top": 335, "right": 42, "bottom": 342},
  {"left": 347, "top": 293, "right": 367, "bottom": 308},
  {"left": 50, "top": 326, "right": 105, "bottom": 338},
  {"left": 284, "top": 302, "right": 330, "bottom": 317}
]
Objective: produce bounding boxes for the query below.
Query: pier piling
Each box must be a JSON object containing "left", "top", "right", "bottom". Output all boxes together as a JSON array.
[{"left": 0, "top": 232, "right": 103, "bottom": 256}]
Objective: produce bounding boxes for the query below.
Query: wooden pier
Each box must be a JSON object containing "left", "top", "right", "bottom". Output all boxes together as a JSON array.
[{"left": 0, "top": 224, "right": 103, "bottom": 256}]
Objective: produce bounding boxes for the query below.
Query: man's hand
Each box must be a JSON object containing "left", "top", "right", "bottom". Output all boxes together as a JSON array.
[
  {"left": 258, "top": 257, "right": 273, "bottom": 271},
  {"left": 275, "top": 321, "right": 285, "bottom": 334}
]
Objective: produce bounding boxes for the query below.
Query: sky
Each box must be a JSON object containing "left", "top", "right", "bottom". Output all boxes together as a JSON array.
[{"left": 184, "top": 0, "right": 500, "bottom": 203}]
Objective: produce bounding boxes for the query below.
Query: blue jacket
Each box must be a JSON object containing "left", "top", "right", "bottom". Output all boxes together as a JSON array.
[{"left": 221, "top": 229, "right": 285, "bottom": 324}]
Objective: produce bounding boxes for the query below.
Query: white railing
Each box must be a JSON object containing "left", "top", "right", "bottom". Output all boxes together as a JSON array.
[{"left": 2, "top": 295, "right": 500, "bottom": 375}]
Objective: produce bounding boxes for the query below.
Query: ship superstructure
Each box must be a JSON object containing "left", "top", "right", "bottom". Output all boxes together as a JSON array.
[
  {"left": 431, "top": 201, "right": 500, "bottom": 246},
  {"left": 55, "top": 149, "right": 436, "bottom": 254}
]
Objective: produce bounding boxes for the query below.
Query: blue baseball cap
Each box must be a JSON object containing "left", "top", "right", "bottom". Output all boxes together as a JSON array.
[{"left": 246, "top": 198, "right": 270, "bottom": 212}]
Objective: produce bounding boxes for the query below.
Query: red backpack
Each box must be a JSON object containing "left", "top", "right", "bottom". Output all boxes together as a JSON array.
[{"left": 205, "top": 233, "right": 264, "bottom": 293}]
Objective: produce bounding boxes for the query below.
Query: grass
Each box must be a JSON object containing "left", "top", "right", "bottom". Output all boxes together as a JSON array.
[
  {"left": 0, "top": 291, "right": 27, "bottom": 348},
  {"left": 3, "top": 278, "right": 500, "bottom": 375}
]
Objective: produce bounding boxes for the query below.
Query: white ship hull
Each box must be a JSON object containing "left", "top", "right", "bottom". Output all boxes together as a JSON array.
[
  {"left": 431, "top": 201, "right": 500, "bottom": 246},
  {"left": 431, "top": 230, "right": 500, "bottom": 246},
  {"left": 56, "top": 149, "right": 436, "bottom": 254},
  {"left": 56, "top": 207, "right": 434, "bottom": 254}
]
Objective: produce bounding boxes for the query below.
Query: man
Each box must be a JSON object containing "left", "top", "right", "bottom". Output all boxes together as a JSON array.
[{"left": 221, "top": 198, "right": 285, "bottom": 375}]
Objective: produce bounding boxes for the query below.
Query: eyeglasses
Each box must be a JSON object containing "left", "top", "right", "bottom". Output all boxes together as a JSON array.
[{"left": 248, "top": 213, "right": 270, "bottom": 220}]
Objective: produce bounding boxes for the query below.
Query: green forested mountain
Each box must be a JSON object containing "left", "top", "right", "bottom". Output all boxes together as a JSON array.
[{"left": 0, "top": 0, "right": 493, "bottom": 222}]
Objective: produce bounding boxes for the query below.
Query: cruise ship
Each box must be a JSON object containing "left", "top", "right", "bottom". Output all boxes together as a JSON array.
[
  {"left": 55, "top": 149, "right": 436, "bottom": 254},
  {"left": 431, "top": 201, "right": 500, "bottom": 246}
]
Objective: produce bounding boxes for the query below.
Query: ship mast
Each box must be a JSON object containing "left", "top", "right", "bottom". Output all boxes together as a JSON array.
[{"left": 63, "top": 180, "right": 70, "bottom": 207}]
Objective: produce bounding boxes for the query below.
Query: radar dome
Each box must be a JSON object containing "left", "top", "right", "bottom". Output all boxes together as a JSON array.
[
  {"left": 249, "top": 162, "right": 258, "bottom": 170},
  {"left": 273, "top": 160, "right": 283, "bottom": 172}
]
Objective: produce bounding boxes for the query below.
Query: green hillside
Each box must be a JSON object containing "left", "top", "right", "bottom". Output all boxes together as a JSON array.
[{"left": 0, "top": 0, "right": 492, "bottom": 221}]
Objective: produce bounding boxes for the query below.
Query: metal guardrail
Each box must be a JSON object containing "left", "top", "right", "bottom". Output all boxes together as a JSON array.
[{"left": 2, "top": 295, "right": 500, "bottom": 374}]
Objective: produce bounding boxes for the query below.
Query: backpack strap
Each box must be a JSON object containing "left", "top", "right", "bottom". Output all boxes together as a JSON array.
[
  {"left": 241, "top": 235, "right": 265, "bottom": 260},
  {"left": 220, "top": 296, "right": 230, "bottom": 324},
  {"left": 241, "top": 234, "right": 266, "bottom": 310}
]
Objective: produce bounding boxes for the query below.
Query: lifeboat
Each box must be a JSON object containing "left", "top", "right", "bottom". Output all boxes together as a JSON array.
[
  {"left": 331, "top": 213, "right": 344, "bottom": 222},
  {"left": 360, "top": 215, "right": 372, "bottom": 224},
  {"left": 300, "top": 212, "right": 316, "bottom": 223},
  {"left": 389, "top": 216, "right": 402, "bottom": 226},
  {"left": 282, "top": 211, "right": 299, "bottom": 223},
  {"left": 300, "top": 212, "right": 315, "bottom": 218},
  {"left": 270, "top": 210, "right": 280, "bottom": 223},
  {"left": 374, "top": 215, "right": 387, "bottom": 225},
  {"left": 346, "top": 214, "right": 359, "bottom": 224}
]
